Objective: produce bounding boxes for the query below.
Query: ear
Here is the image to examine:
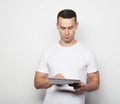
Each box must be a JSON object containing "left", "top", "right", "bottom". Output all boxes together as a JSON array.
[{"left": 75, "top": 22, "right": 79, "bottom": 29}]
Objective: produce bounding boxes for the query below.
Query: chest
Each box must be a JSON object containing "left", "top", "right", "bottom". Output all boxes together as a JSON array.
[{"left": 47, "top": 50, "right": 88, "bottom": 78}]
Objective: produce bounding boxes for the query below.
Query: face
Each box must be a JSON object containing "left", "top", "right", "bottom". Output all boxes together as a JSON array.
[{"left": 57, "top": 17, "right": 78, "bottom": 43}]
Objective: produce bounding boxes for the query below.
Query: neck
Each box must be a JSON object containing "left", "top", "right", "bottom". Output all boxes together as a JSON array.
[{"left": 59, "top": 39, "right": 77, "bottom": 47}]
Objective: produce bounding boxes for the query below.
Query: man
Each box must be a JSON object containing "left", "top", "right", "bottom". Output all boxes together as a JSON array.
[{"left": 34, "top": 9, "right": 100, "bottom": 104}]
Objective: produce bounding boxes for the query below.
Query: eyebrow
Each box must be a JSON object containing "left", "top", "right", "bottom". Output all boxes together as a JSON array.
[{"left": 60, "top": 25, "right": 74, "bottom": 29}]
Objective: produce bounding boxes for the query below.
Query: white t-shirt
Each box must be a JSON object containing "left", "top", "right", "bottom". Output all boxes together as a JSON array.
[{"left": 37, "top": 42, "right": 98, "bottom": 104}]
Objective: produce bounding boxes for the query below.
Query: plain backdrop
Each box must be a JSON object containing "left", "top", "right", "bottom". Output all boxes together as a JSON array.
[{"left": 0, "top": 0, "right": 120, "bottom": 104}]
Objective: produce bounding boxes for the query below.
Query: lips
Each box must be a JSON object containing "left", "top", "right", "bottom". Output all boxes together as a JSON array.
[{"left": 64, "top": 36, "right": 71, "bottom": 39}]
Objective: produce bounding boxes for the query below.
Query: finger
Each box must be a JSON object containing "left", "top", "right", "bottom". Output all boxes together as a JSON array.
[
  {"left": 74, "top": 88, "right": 81, "bottom": 93},
  {"left": 74, "top": 86, "right": 80, "bottom": 91},
  {"left": 54, "top": 73, "right": 65, "bottom": 79}
]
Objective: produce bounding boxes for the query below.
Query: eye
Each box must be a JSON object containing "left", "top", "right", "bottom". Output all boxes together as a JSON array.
[
  {"left": 60, "top": 27, "right": 65, "bottom": 30},
  {"left": 68, "top": 26, "right": 74, "bottom": 30}
]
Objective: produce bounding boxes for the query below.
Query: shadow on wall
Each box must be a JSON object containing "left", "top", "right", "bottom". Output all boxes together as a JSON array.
[
  {"left": 85, "top": 91, "right": 101, "bottom": 104},
  {"left": 36, "top": 89, "right": 46, "bottom": 102}
]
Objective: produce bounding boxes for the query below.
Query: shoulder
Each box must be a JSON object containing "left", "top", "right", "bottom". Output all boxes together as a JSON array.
[
  {"left": 77, "top": 42, "right": 96, "bottom": 59},
  {"left": 77, "top": 42, "right": 93, "bottom": 53}
]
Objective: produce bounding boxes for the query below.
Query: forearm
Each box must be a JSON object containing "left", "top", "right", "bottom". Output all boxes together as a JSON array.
[
  {"left": 85, "top": 80, "right": 99, "bottom": 92},
  {"left": 84, "top": 71, "right": 100, "bottom": 92},
  {"left": 34, "top": 72, "right": 52, "bottom": 89},
  {"left": 34, "top": 77, "right": 52, "bottom": 89}
]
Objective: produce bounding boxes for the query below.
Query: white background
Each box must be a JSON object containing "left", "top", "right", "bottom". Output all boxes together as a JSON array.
[{"left": 0, "top": 0, "right": 120, "bottom": 104}]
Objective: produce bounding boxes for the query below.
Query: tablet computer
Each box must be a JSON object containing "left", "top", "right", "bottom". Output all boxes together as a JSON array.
[{"left": 48, "top": 78, "right": 80, "bottom": 85}]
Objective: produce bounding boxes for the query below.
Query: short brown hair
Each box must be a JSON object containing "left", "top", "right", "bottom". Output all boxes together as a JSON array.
[{"left": 57, "top": 9, "right": 77, "bottom": 23}]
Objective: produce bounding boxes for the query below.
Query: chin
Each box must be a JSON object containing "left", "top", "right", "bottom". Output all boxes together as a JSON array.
[
  {"left": 64, "top": 40, "right": 72, "bottom": 43},
  {"left": 62, "top": 37, "right": 73, "bottom": 43}
]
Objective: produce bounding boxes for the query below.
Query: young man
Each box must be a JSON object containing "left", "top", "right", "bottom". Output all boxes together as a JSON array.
[{"left": 34, "top": 9, "right": 100, "bottom": 104}]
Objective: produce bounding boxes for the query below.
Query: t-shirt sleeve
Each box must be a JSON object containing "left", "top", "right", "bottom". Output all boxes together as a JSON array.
[
  {"left": 87, "top": 50, "right": 98, "bottom": 73},
  {"left": 36, "top": 51, "right": 49, "bottom": 73}
]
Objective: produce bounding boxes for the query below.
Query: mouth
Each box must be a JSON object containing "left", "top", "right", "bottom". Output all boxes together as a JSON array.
[{"left": 64, "top": 36, "right": 71, "bottom": 39}]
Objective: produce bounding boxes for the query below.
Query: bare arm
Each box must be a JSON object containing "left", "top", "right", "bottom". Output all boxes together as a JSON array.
[
  {"left": 34, "top": 71, "right": 52, "bottom": 89},
  {"left": 73, "top": 71, "right": 100, "bottom": 92},
  {"left": 85, "top": 71, "right": 100, "bottom": 92},
  {"left": 34, "top": 71, "right": 65, "bottom": 89}
]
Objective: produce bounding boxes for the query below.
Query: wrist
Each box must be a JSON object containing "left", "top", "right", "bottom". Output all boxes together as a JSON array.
[{"left": 84, "top": 84, "right": 88, "bottom": 92}]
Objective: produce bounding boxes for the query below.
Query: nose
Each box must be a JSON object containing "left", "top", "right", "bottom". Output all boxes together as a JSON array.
[{"left": 65, "top": 29, "right": 69, "bottom": 35}]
